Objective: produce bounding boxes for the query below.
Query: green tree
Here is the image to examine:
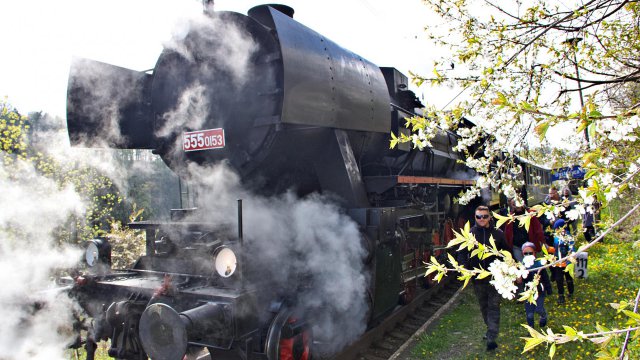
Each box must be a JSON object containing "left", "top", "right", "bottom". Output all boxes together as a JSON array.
[
  {"left": 0, "top": 97, "right": 28, "bottom": 163},
  {"left": 0, "top": 98, "right": 126, "bottom": 244},
  {"left": 396, "top": 1, "right": 640, "bottom": 358}
]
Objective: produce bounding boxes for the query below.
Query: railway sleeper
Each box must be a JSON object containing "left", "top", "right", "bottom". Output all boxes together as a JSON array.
[
  {"left": 374, "top": 340, "right": 398, "bottom": 351},
  {"left": 387, "top": 330, "right": 411, "bottom": 340},
  {"left": 359, "top": 353, "right": 388, "bottom": 360}
]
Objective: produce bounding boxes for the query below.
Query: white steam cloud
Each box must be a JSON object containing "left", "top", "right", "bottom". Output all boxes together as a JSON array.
[
  {"left": 166, "top": 13, "right": 258, "bottom": 87},
  {"left": 67, "top": 58, "right": 148, "bottom": 148},
  {"left": 187, "top": 163, "right": 369, "bottom": 352},
  {"left": 157, "top": 82, "right": 209, "bottom": 139},
  {"left": 0, "top": 160, "right": 84, "bottom": 359}
]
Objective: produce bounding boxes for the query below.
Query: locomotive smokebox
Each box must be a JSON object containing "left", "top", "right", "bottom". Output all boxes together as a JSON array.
[{"left": 139, "top": 302, "right": 231, "bottom": 360}]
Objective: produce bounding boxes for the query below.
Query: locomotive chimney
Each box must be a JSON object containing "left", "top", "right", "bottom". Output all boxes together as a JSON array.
[
  {"left": 248, "top": 4, "right": 294, "bottom": 30},
  {"left": 265, "top": 4, "right": 294, "bottom": 18},
  {"left": 203, "top": 0, "right": 214, "bottom": 16}
]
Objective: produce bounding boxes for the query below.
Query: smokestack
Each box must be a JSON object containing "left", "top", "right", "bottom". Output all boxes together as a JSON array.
[
  {"left": 248, "top": 4, "right": 294, "bottom": 30},
  {"left": 203, "top": 0, "right": 214, "bottom": 16}
]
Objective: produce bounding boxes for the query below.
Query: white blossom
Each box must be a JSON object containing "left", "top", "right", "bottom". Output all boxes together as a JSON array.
[
  {"left": 501, "top": 183, "right": 517, "bottom": 199},
  {"left": 523, "top": 280, "right": 539, "bottom": 301},
  {"left": 599, "top": 172, "right": 614, "bottom": 186},
  {"left": 565, "top": 208, "right": 581, "bottom": 221},
  {"left": 487, "top": 260, "right": 529, "bottom": 300},
  {"left": 578, "top": 189, "right": 594, "bottom": 205},
  {"left": 458, "top": 186, "right": 482, "bottom": 205},
  {"left": 523, "top": 255, "right": 535, "bottom": 268},
  {"left": 605, "top": 187, "right": 618, "bottom": 201}
]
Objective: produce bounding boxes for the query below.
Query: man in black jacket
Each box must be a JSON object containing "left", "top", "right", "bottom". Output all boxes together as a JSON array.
[{"left": 457, "top": 205, "right": 509, "bottom": 351}]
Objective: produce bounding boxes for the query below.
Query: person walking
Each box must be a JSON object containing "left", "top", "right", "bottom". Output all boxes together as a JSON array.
[
  {"left": 504, "top": 198, "right": 545, "bottom": 261},
  {"left": 541, "top": 186, "right": 561, "bottom": 246},
  {"left": 519, "top": 242, "right": 553, "bottom": 328},
  {"left": 561, "top": 186, "right": 577, "bottom": 234},
  {"left": 583, "top": 196, "right": 600, "bottom": 243},
  {"left": 550, "top": 219, "right": 575, "bottom": 304},
  {"left": 457, "top": 205, "right": 509, "bottom": 351}
]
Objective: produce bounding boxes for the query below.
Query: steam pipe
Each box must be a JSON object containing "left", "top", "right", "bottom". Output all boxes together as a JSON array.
[
  {"left": 238, "top": 199, "right": 244, "bottom": 289},
  {"left": 237, "top": 199, "right": 243, "bottom": 244}
]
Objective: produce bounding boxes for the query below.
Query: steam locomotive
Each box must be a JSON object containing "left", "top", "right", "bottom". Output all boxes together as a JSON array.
[{"left": 63, "top": 4, "right": 546, "bottom": 360}]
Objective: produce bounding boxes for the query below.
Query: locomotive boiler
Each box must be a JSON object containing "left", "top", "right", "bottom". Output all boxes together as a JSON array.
[{"left": 65, "top": 4, "right": 479, "bottom": 360}]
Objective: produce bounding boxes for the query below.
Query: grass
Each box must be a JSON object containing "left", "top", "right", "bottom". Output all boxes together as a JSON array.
[{"left": 411, "top": 237, "right": 640, "bottom": 360}]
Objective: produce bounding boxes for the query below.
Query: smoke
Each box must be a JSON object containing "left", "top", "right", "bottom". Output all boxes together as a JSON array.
[
  {"left": 156, "top": 82, "right": 209, "bottom": 139},
  {"left": 0, "top": 159, "right": 84, "bottom": 359},
  {"left": 186, "top": 163, "right": 369, "bottom": 353},
  {"left": 165, "top": 13, "right": 258, "bottom": 87},
  {"left": 67, "top": 58, "right": 150, "bottom": 149},
  {"left": 156, "top": 12, "right": 261, "bottom": 143}
]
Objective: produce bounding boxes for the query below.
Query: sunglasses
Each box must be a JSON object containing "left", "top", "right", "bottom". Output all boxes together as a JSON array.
[
  {"left": 475, "top": 214, "right": 490, "bottom": 220},
  {"left": 523, "top": 252, "right": 534, "bottom": 256}
]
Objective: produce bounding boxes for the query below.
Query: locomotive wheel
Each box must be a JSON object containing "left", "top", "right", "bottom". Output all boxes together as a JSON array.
[{"left": 265, "top": 309, "right": 312, "bottom": 360}]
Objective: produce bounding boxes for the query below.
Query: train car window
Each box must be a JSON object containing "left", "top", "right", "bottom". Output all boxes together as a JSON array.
[{"left": 529, "top": 165, "right": 534, "bottom": 184}]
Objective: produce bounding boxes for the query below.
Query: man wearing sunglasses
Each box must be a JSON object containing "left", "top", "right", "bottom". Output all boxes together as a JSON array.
[{"left": 457, "top": 205, "right": 508, "bottom": 351}]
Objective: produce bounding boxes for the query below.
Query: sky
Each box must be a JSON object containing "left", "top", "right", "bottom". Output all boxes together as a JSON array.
[{"left": 0, "top": 0, "right": 457, "bottom": 118}]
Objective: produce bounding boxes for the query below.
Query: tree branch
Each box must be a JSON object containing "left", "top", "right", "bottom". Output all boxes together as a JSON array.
[
  {"left": 620, "top": 287, "right": 640, "bottom": 359},
  {"left": 502, "top": 0, "right": 599, "bottom": 66}
]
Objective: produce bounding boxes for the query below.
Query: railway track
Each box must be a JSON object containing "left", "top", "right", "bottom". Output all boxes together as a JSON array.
[{"left": 323, "top": 278, "right": 462, "bottom": 360}]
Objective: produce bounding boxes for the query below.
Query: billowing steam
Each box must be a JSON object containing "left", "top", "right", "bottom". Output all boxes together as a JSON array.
[
  {"left": 67, "top": 58, "right": 149, "bottom": 148},
  {"left": 156, "top": 12, "right": 260, "bottom": 142},
  {"left": 0, "top": 159, "right": 84, "bottom": 359},
  {"left": 187, "top": 163, "right": 369, "bottom": 352},
  {"left": 156, "top": 82, "right": 209, "bottom": 139},
  {"left": 165, "top": 13, "right": 258, "bottom": 87}
]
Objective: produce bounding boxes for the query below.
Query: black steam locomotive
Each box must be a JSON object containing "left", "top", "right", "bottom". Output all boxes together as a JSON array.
[{"left": 65, "top": 4, "right": 488, "bottom": 360}]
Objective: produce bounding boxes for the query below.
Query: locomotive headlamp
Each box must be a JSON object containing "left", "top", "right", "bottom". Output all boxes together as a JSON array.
[
  {"left": 213, "top": 246, "right": 237, "bottom": 278},
  {"left": 85, "top": 238, "right": 111, "bottom": 268}
]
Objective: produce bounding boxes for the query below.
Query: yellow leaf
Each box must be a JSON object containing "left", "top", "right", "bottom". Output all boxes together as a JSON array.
[
  {"left": 518, "top": 213, "right": 532, "bottom": 232},
  {"left": 622, "top": 310, "right": 640, "bottom": 322},
  {"left": 389, "top": 132, "right": 399, "bottom": 149},
  {"left": 535, "top": 121, "right": 550, "bottom": 139},
  {"left": 565, "top": 263, "right": 575, "bottom": 279},
  {"left": 522, "top": 337, "right": 545, "bottom": 353},
  {"left": 493, "top": 211, "right": 512, "bottom": 229}
]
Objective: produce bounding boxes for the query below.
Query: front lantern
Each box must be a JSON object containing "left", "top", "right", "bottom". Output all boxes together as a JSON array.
[
  {"left": 213, "top": 246, "right": 237, "bottom": 278},
  {"left": 85, "top": 238, "right": 112, "bottom": 269}
]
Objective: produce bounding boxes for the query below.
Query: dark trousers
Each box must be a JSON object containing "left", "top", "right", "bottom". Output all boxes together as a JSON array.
[
  {"left": 473, "top": 280, "right": 501, "bottom": 341},
  {"left": 584, "top": 225, "right": 595, "bottom": 243},
  {"left": 524, "top": 293, "right": 547, "bottom": 327},
  {"left": 551, "top": 267, "right": 574, "bottom": 295}
]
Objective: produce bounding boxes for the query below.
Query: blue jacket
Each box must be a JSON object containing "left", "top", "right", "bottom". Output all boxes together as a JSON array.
[{"left": 553, "top": 232, "right": 575, "bottom": 267}]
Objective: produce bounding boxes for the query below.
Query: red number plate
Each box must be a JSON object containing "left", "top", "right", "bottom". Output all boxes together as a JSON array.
[{"left": 183, "top": 128, "right": 225, "bottom": 152}]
